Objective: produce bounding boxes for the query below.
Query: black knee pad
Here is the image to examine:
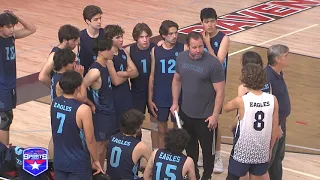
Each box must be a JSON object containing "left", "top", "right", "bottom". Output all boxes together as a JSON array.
[{"left": 0, "top": 111, "right": 13, "bottom": 131}]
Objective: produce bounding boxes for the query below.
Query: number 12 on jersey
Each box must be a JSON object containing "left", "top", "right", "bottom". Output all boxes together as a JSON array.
[
  {"left": 156, "top": 162, "right": 177, "bottom": 180},
  {"left": 160, "top": 59, "right": 176, "bottom": 73}
]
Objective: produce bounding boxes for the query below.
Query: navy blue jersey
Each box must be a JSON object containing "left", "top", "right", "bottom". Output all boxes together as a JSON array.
[
  {"left": 50, "top": 72, "right": 62, "bottom": 101},
  {"left": 204, "top": 31, "right": 229, "bottom": 78},
  {"left": 153, "top": 43, "right": 184, "bottom": 107},
  {"left": 51, "top": 96, "right": 90, "bottom": 172},
  {"left": 79, "top": 28, "right": 104, "bottom": 75},
  {"left": 89, "top": 62, "right": 115, "bottom": 115},
  {"left": 107, "top": 133, "right": 141, "bottom": 180},
  {"left": 0, "top": 36, "right": 16, "bottom": 90},
  {"left": 261, "top": 82, "right": 271, "bottom": 94},
  {"left": 152, "top": 149, "right": 187, "bottom": 180},
  {"left": 112, "top": 49, "right": 132, "bottom": 127},
  {"left": 50, "top": 46, "right": 60, "bottom": 54},
  {"left": 129, "top": 42, "right": 156, "bottom": 97}
]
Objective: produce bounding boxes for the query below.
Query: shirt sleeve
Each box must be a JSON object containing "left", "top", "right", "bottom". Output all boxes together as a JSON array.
[{"left": 210, "top": 56, "right": 225, "bottom": 83}]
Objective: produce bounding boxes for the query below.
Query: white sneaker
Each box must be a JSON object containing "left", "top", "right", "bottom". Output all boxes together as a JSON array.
[
  {"left": 213, "top": 157, "right": 224, "bottom": 173},
  {"left": 197, "top": 156, "right": 203, "bottom": 167}
]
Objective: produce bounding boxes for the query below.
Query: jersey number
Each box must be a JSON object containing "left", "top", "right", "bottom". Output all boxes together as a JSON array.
[
  {"left": 254, "top": 111, "right": 265, "bottom": 131},
  {"left": 110, "top": 146, "right": 122, "bottom": 168},
  {"left": 108, "top": 76, "right": 112, "bottom": 88},
  {"left": 56, "top": 112, "right": 66, "bottom": 134},
  {"left": 6, "top": 46, "right": 16, "bottom": 61},
  {"left": 141, "top": 59, "right": 147, "bottom": 73},
  {"left": 120, "top": 64, "right": 124, "bottom": 71},
  {"left": 160, "top": 59, "right": 176, "bottom": 74},
  {"left": 155, "top": 162, "right": 177, "bottom": 180}
]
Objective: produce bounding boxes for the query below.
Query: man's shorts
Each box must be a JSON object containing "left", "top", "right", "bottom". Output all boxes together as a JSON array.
[
  {"left": 150, "top": 107, "right": 176, "bottom": 123},
  {"left": 93, "top": 113, "right": 116, "bottom": 141}
]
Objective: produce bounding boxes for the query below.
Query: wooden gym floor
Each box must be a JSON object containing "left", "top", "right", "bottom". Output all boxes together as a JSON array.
[{"left": 2, "top": 0, "right": 320, "bottom": 179}]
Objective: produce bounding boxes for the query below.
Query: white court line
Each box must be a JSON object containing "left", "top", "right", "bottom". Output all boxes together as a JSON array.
[
  {"left": 228, "top": 24, "right": 319, "bottom": 56},
  {"left": 220, "top": 150, "right": 320, "bottom": 179}
]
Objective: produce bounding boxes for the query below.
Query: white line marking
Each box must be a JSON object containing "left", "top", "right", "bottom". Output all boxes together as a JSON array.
[
  {"left": 229, "top": 24, "right": 319, "bottom": 56},
  {"left": 220, "top": 150, "right": 320, "bottom": 179}
]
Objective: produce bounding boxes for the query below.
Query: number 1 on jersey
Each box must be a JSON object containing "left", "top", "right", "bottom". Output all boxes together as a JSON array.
[
  {"left": 141, "top": 59, "right": 147, "bottom": 73},
  {"left": 56, "top": 112, "right": 66, "bottom": 134}
]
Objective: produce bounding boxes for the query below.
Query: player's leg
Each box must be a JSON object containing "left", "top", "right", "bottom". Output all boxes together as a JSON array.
[
  {"left": 0, "top": 111, "right": 13, "bottom": 145},
  {"left": 54, "top": 169, "right": 69, "bottom": 180},
  {"left": 156, "top": 108, "right": 169, "bottom": 149},
  {"left": 214, "top": 126, "right": 224, "bottom": 173},
  {"left": 249, "top": 162, "right": 269, "bottom": 180},
  {"left": 149, "top": 114, "right": 159, "bottom": 149},
  {"left": 132, "top": 97, "right": 147, "bottom": 141},
  {"left": 48, "top": 136, "right": 54, "bottom": 159},
  {"left": 227, "top": 157, "right": 250, "bottom": 180}
]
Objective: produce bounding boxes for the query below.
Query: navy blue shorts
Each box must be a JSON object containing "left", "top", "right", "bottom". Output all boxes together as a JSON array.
[
  {"left": 228, "top": 156, "right": 269, "bottom": 177},
  {"left": 0, "top": 88, "right": 16, "bottom": 111},
  {"left": 132, "top": 94, "right": 148, "bottom": 114},
  {"left": 54, "top": 169, "right": 92, "bottom": 180},
  {"left": 150, "top": 107, "right": 176, "bottom": 123},
  {"left": 93, "top": 113, "right": 116, "bottom": 141}
]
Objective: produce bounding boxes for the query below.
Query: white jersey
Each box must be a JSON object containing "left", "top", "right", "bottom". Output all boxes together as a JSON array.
[{"left": 232, "top": 92, "right": 274, "bottom": 164}]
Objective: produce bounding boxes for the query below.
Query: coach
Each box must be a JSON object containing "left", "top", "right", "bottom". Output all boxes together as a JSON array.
[
  {"left": 170, "top": 31, "right": 225, "bottom": 180},
  {"left": 266, "top": 44, "right": 291, "bottom": 180}
]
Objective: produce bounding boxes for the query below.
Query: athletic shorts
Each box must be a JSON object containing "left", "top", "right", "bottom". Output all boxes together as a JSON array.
[
  {"left": 228, "top": 156, "right": 268, "bottom": 177},
  {"left": 54, "top": 169, "right": 92, "bottom": 180},
  {"left": 93, "top": 113, "right": 116, "bottom": 141},
  {"left": 131, "top": 93, "right": 148, "bottom": 114},
  {"left": 0, "top": 88, "right": 16, "bottom": 111},
  {"left": 149, "top": 107, "right": 176, "bottom": 123}
]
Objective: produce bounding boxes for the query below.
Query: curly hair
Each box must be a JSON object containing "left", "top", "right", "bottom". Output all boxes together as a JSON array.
[
  {"left": 164, "top": 128, "right": 190, "bottom": 154},
  {"left": 240, "top": 63, "right": 267, "bottom": 90},
  {"left": 241, "top": 51, "right": 263, "bottom": 67}
]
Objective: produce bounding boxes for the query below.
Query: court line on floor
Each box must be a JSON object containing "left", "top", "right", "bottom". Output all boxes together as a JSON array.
[
  {"left": 228, "top": 24, "right": 319, "bottom": 56},
  {"left": 220, "top": 150, "right": 320, "bottom": 179}
]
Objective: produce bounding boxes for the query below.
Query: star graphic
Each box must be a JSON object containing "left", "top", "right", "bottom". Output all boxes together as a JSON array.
[{"left": 31, "top": 161, "right": 40, "bottom": 170}]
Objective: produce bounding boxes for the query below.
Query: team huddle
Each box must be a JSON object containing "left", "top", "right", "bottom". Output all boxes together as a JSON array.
[{"left": 0, "top": 4, "right": 291, "bottom": 180}]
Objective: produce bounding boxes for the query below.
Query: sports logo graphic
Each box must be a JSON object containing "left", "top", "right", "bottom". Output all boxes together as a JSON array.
[{"left": 23, "top": 147, "right": 49, "bottom": 177}]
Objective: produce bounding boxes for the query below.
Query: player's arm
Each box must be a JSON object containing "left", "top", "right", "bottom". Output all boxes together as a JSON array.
[
  {"left": 83, "top": 68, "right": 100, "bottom": 88},
  {"left": 143, "top": 149, "right": 157, "bottom": 180},
  {"left": 216, "top": 35, "right": 230, "bottom": 64},
  {"left": 183, "top": 157, "right": 197, "bottom": 180},
  {"left": 124, "top": 49, "right": 139, "bottom": 78},
  {"left": 7, "top": 11, "right": 37, "bottom": 39},
  {"left": 224, "top": 96, "right": 242, "bottom": 112},
  {"left": 106, "top": 60, "right": 127, "bottom": 86},
  {"left": 77, "top": 105, "right": 99, "bottom": 163},
  {"left": 38, "top": 53, "right": 55, "bottom": 87},
  {"left": 134, "top": 142, "right": 152, "bottom": 170},
  {"left": 270, "top": 96, "right": 280, "bottom": 155},
  {"left": 148, "top": 48, "right": 158, "bottom": 117}
]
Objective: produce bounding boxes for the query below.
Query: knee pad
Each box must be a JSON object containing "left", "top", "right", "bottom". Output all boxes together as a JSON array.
[{"left": 0, "top": 111, "right": 13, "bottom": 131}]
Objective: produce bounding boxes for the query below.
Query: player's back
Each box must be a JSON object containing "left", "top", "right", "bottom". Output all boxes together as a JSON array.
[
  {"left": 51, "top": 95, "right": 91, "bottom": 172},
  {"left": 152, "top": 149, "right": 187, "bottom": 180},
  {"left": 0, "top": 36, "right": 16, "bottom": 90},
  {"left": 153, "top": 42, "right": 184, "bottom": 107},
  {"left": 89, "top": 61, "right": 115, "bottom": 115},
  {"left": 106, "top": 132, "right": 140, "bottom": 179},
  {"left": 50, "top": 72, "right": 62, "bottom": 101},
  {"left": 130, "top": 42, "right": 155, "bottom": 94},
  {"left": 232, "top": 92, "right": 274, "bottom": 164},
  {"left": 79, "top": 28, "right": 104, "bottom": 75}
]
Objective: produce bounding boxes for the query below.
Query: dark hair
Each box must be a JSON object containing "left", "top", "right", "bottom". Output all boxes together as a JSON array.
[
  {"left": 59, "top": 71, "right": 83, "bottom": 95},
  {"left": 186, "top": 31, "right": 203, "bottom": 45},
  {"left": 120, "top": 109, "right": 145, "bottom": 135},
  {"left": 132, "top": 23, "right": 152, "bottom": 41},
  {"left": 200, "top": 8, "right": 218, "bottom": 21},
  {"left": 159, "top": 20, "right": 178, "bottom": 37},
  {"left": 240, "top": 63, "right": 267, "bottom": 90},
  {"left": 83, "top": 5, "right": 103, "bottom": 22},
  {"left": 53, "top": 48, "right": 76, "bottom": 71},
  {"left": 92, "top": 36, "right": 113, "bottom": 56},
  {"left": 241, "top": 51, "right": 263, "bottom": 67},
  {"left": 58, "top": 24, "right": 80, "bottom": 43},
  {"left": 0, "top": 13, "right": 18, "bottom": 27},
  {"left": 104, "top": 25, "right": 124, "bottom": 40},
  {"left": 165, "top": 128, "right": 190, "bottom": 154}
]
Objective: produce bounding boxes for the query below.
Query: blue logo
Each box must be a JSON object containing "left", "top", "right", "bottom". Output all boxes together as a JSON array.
[
  {"left": 175, "top": 52, "right": 179, "bottom": 57},
  {"left": 122, "top": 55, "right": 127, "bottom": 60},
  {"left": 23, "top": 147, "right": 48, "bottom": 177},
  {"left": 214, "top": 42, "right": 218, "bottom": 47}
]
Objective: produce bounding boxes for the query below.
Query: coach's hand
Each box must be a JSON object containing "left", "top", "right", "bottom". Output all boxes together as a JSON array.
[
  {"left": 92, "top": 160, "right": 104, "bottom": 175},
  {"left": 170, "top": 103, "right": 179, "bottom": 115},
  {"left": 148, "top": 101, "right": 158, "bottom": 118},
  {"left": 205, "top": 115, "right": 218, "bottom": 131}
]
